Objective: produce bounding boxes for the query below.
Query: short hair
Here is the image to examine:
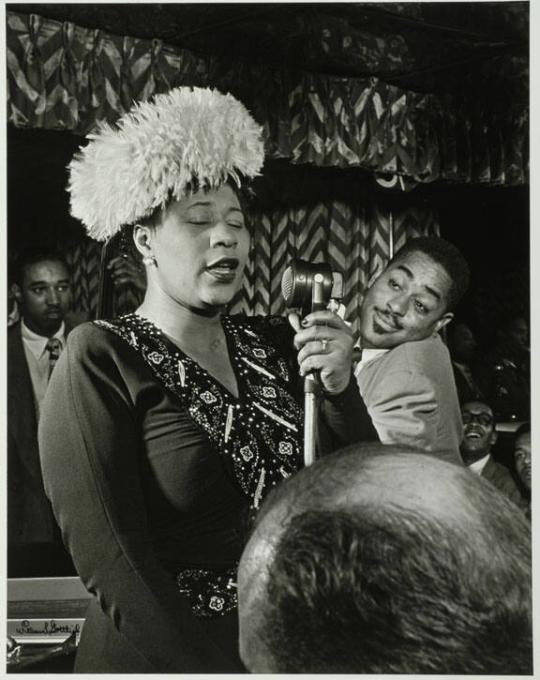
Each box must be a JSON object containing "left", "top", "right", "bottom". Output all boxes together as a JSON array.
[
  {"left": 13, "top": 247, "right": 69, "bottom": 286},
  {"left": 390, "top": 237, "right": 470, "bottom": 311},
  {"left": 460, "top": 398, "right": 497, "bottom": 425},
  {"left": 498, "top": 313, "right": 528, "bottom": 332},
  {"left": 514, "top": 422, "right": 531, "bottom": 440},
  {"left": 254, "top": 449, "right": 531, "bottom": 674}
]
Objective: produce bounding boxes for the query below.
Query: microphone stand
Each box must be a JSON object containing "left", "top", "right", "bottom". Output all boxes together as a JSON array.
[{"left": 303, "top": 274, "right": 326, "bottom": 466}]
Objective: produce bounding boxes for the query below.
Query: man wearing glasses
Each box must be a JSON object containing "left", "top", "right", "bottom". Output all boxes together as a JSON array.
[{"left": 460, "top": 400, "right": 524, "bottom": 507}]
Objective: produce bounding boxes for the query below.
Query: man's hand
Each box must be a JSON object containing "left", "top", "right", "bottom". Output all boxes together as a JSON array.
[
  {"left": 107, "top": 255, "right": 147, "bottom": 292},
  {"left": 289, "top": 310, "right": 354, "bottom": 395}
]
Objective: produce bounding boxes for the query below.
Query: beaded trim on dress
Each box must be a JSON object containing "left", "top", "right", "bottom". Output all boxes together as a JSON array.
[{"left": 94, "top": 313, "right": 303, "bottom": 617}]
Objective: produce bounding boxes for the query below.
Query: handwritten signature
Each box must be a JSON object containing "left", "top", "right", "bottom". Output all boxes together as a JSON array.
[{"left": 15, "top": 620, "right": 81, "bottom": 635}]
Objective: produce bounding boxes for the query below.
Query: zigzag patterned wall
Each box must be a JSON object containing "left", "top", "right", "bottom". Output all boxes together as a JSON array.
[{"left": 64, "top": 201, "right": 439, "bottom": 334}]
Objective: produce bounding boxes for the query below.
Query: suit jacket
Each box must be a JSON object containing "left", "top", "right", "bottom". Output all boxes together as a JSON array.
[
  {"left": 8, "top": 322, "right": 71, "bottom": 544},
  {"left": 481, "top": 455, "right": 528, "bottom": 509},
  {"left": 451, "top": 361, "right": 484, "bottom": 404},
  {"left": 355, "top": 335, "right": 463, "bottom": 464}
]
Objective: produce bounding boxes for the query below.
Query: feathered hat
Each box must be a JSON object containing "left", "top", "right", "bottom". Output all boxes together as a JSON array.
[{"left": 68, "top": 87, "right": 265, "bottom": 241}]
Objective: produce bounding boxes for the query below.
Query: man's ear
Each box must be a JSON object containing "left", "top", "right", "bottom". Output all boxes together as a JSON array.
[
  {"left": 11, "top": 283, "right": 22, "bottom": 304},
  {"left": 490, "top": 429, "right": 498, "bottom": 446},
  {"left": 434, "top": 312, "right": 454, "bottom": 334}
]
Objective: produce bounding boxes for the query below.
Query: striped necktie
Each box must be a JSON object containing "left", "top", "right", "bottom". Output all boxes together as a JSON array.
[{"left": 46, "top": 337, "right": 62, "bottom": 379}]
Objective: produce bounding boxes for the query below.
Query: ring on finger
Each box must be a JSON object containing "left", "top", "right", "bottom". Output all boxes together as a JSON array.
[{"left": 320, "top": 338, "right": 329, "bottom": 352}]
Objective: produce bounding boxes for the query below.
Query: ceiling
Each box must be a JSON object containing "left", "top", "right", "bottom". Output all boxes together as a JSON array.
[{"left": 9, "top": 3, "right": 528, "bottom": 98}]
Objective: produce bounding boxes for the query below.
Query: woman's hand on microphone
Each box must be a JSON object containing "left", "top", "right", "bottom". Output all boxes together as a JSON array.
[{"left": 288, "top": 310, "right": 354, "bottom": 395}]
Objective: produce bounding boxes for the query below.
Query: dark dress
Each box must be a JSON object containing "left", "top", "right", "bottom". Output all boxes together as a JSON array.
[{"left": 38, "top": 313, "right": 373, "bottom": 672}]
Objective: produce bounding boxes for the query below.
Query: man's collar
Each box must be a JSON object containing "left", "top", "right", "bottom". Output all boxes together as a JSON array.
[
  {"left": 354, "top": 346, "right": 390, "bottom": 376},
  {"left": 468, "top": 453, "right": 491, "bottom": 475},
  {"left": 21, "top": 318, "right": 66, "bottom": 358}
]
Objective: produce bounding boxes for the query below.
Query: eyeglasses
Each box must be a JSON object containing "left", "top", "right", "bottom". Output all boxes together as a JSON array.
[{"left": 462, "top": 412, "right": 494, "bottom": 426}]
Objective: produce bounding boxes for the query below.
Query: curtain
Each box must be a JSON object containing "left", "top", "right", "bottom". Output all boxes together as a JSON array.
[{"left": 7, "top": 10, "right": 528, "bottom": 185}]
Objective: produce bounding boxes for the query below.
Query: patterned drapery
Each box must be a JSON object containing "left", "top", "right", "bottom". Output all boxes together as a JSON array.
[
  {"left": 66, "top": 201, "right": 439, "bottom": 336},
  {"left": 7, "top": 10, "right": 528, "bottom": 185}
]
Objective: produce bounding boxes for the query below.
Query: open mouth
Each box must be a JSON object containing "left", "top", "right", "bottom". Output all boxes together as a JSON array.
[
  {"left": 465, "top": 431, "right": 482, "bottom": 439},
  {"left": 206, "top": 258, "right": 239, "bottom": 282}
]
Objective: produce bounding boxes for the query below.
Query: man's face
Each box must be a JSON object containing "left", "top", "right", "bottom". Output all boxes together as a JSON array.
[
  {"left": 460, "top": 401, "right": 497, "bottom": 465},
  {"left": 509, "top": 317, "right": 529, "bottom": 350},
  {"left": 359, "top": 251, "right": 453, "bottom": 349},
  {"left": 14, "top": 259, "right": 72, "bottom": 336},
  {"left": 514, "top": 431, "right": 531, "bottom": 491}
]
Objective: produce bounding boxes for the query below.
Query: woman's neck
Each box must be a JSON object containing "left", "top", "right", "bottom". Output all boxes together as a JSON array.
[{"left": 136, "top": 287, "right": 224, "bottom": 346}]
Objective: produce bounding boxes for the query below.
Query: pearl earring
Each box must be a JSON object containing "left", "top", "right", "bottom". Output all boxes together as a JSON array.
[{"left": 142, "top": 255, "right": 157, "bottom": 267}]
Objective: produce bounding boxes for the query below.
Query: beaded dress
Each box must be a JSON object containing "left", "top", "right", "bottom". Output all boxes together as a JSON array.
[{"left": 38, "top": 313, "right": 373, "bottom": 672}]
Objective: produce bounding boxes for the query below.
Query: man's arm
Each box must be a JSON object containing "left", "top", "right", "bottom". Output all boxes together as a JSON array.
[
  {"left": 320, "top": 374, "right": 379, "bottom": 453},
  {"left": 367, "top": 368, "right": 440, "bottom": 450}
]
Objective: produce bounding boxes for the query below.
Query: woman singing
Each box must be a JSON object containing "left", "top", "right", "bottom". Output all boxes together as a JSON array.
[{"left": 38, "top": 87, "right": 373, "bottom": 672}]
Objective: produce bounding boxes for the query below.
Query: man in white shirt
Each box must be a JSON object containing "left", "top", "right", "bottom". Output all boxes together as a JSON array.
[
  {"left": 8, "top": 248, "right": 72, "bottom": 565},
  {"left": 460, "top": 399, "right": 525, "bottom": 508},
  {"left": 354, "top": 237, "right": 469, "bottom": 463}
]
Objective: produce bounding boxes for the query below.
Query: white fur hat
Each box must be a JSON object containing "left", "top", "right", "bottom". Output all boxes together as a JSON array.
[{"left": 68, "top": 87, "right": 265, "bottom": 241}]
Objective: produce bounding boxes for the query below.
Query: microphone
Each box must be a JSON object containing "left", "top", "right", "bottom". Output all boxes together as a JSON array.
[
  {"left": 281, "top": 259, "right": 344, "bottom": 467},
  {"left": 281, "top": 260, "right": 343, "bottom": 317}
]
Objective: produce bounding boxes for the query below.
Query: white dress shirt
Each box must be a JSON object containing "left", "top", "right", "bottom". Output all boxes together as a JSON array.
[
  {"left": 21, "top": 319, "right": 66, "bottom": 419},
  {"left": 468, "top": 453, "right": 490, "bottom": 475},
  {"left": 354, "top": 347, "right": 390, "bottom": 378}
]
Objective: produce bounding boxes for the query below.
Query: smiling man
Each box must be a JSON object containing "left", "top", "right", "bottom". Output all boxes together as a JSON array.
[
  {"left": 355, "top": 237, "right": 469, "bottom": 463},
  {"left": 460, "top": 400, "right": 525, "bottom": 508}
]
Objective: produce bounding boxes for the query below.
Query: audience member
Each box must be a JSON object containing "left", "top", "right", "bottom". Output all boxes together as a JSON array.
[
  {"left": 8, "top": 248, "right": 74, "bottom": 564},
  {"left": 354, "top": 237, "right": 468, "bottom": 463},
  {"left": 238, "top": 444, "right": 531, "bottom": 674},
  {"left": 446, "top": 321, "right": 483, "bottom": 402},
  {"left": 460, "top": 400, "right": 526, "bottom": 508},
  {"left": 8, "top": 290, "right": 20, "bottom": 326},
  {"left": 477, "top": 314, "right": 530, "bottom": 421},
  {"left": 513, "top": 423, "right": 531, "bottom": 519}
]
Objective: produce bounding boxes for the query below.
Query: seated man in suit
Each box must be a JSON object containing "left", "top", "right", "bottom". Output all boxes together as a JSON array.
[
  {"left": 353, "top": 237, "right": 469, "bottom": 463},
  {"left": 8, "top": 247, "right": 74, "bottom": 574},
  {"left": 460, "top": 399, "right": 526, "bottom": 509},
  {"left": 238, "top": 444, "right": 531, "bottom": 674},
  {"left": 513, "top": 423, "right": 531, "bottom": 520}
]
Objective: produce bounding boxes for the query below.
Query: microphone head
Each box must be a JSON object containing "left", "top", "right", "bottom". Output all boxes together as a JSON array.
[
  {"left": 281, "top": 259, "right": 334, "bottom": 313},
  {"left": 281, "top": 264, "right": 295, "bottom": 305}
]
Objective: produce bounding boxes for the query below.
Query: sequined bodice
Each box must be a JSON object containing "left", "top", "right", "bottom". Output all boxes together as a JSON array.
[{"left": 95, "top": 313, "right": 304, "bottom": 510}]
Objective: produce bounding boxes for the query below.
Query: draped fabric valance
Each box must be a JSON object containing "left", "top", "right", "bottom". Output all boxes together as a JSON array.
[{"left": 7, "top": 10, "right": 528, "bottom": 186}]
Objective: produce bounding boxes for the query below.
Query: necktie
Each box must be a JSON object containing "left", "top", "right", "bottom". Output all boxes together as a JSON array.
[{"left": 46, "top": 337, "right": 62, "bottom": 379}]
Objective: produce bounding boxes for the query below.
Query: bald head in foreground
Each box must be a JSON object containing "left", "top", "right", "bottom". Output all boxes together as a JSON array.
[{"left": 239, "top": 445, "right": 531, "bottom": 674}]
